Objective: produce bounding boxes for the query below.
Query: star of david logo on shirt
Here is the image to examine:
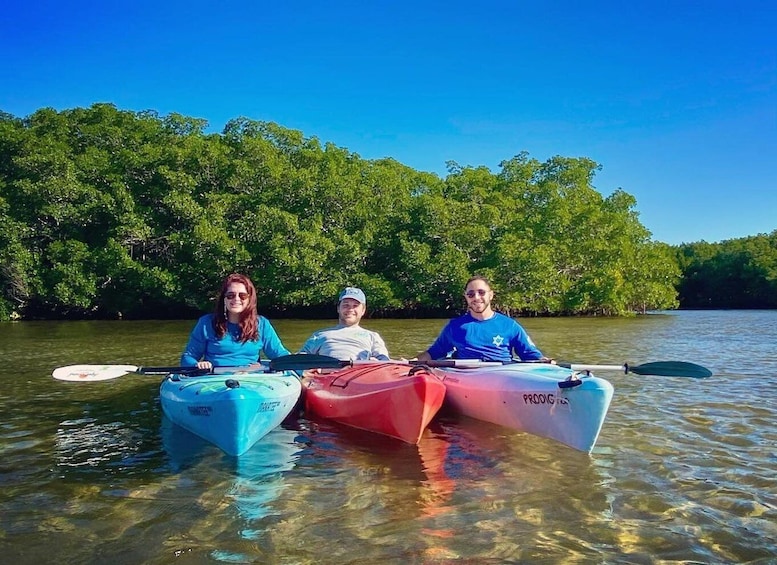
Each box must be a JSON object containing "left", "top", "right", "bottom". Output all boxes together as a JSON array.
[{"left": 492, "top": 334, "right": 504, "bottom": 347}]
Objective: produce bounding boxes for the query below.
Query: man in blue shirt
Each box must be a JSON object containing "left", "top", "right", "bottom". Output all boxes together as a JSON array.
[{"left": 416, "top": 276, "right": 548, "bottom": 363}]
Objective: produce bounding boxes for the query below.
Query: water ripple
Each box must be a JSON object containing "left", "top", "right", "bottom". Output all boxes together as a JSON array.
[{"left": 2, "top": 313, "right": 777, "bottom": 563}]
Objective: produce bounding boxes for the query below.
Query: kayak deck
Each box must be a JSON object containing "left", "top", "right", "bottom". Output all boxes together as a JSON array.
[
  {"left": 436, "top": 363, "right": 614, "bottom": 453},
  {"left": 304, "top": 363, "right": 446, "bottom": 444}
]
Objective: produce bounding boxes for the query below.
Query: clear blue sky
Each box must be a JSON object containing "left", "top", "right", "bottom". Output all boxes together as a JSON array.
[{"left": 2, "top": 1, "right": 774, "bottom": 245}]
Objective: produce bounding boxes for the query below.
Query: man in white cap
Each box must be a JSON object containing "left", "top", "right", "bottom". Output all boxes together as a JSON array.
[{"left": 298, "top": 287, "right": 390, "bottom": 361}]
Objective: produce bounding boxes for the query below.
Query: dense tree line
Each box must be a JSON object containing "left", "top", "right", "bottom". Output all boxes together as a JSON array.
[
  {"left": 676, "top": 232, "right": 777, "bottom": 309},
  {"left": 0, "top": 103, "right": 727, "bottom": 321}
]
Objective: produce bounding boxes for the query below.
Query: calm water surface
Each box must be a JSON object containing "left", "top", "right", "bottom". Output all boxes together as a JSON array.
[{"left": 1, "top": 311, "right": 776, "bottom": 564}]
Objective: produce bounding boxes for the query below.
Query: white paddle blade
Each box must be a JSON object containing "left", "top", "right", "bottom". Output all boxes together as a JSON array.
[{"left": 52, "top": 364, "right": 140, "bottom": 382}]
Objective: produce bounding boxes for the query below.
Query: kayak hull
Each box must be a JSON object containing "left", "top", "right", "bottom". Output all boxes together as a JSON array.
[
  {"left": 160, "top": 370, "right": 302, "bottom": 456},
  {"left": 437, "top": 363, "right": 614, "bottom": 453},
  {"left": 304, "top": 363, "right": 446, "bottom": 444}
]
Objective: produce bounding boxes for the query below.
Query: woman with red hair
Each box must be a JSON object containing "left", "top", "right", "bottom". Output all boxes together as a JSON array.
[{"left": 180, "top": 273, "right": 290, "bottom": 369}]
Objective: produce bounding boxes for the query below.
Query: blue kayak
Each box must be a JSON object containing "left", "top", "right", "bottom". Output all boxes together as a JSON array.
[{"left": 160, "top": 369, "right": 302, "bottom": 456}]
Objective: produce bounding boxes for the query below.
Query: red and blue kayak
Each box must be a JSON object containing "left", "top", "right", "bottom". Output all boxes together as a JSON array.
[{"left": 303, "top": 363, "right": 446, "bottom": 444}]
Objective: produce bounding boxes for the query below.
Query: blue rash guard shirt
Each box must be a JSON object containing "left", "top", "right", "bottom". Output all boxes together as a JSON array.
[
  {"left": 425, "top": 312, "right": 543, "bottom": 363},
  {"left": 180, "top": 314, "right": 291, "bottom": 367}
]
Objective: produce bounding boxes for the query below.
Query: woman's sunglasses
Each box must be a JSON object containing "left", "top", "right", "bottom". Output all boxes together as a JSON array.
[
  {"left": 465, "top": 289, "right": 489, "bottom": 298},
  {"left": 225, "top": 292, "right": 249, "bottom": 301}
]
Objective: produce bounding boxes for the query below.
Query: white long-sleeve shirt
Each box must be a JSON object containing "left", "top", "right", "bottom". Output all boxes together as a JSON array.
[{"left": 298, "top": 324, "right": 390, "bottom": 361}]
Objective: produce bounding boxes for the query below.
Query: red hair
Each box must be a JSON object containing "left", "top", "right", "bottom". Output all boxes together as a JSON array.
[{"left": 212, "top": 273, "right": 259, "bottom": 343}]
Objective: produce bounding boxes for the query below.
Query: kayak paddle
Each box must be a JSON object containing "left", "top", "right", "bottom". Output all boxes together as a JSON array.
[
  {"left": 268, "top": 353, "right": 503, "bottom": 372},
  {"left": 53, "top": 364, "right": 213, "bottom": 382},
  {"left": 268, "top": 355, "right": 711, "bottom": 378},
  {"left": 555, "top": 360, "right": 712, "bottom": 378},
  {"left": 269, "top": 354, "right": 345, "bottom": 371}
]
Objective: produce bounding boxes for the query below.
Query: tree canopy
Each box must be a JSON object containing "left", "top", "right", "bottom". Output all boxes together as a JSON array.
[
  {"left": 676, "top": 231, "right": 777, "bottom": 309},
  {"left": 0, "top": 103, "right": 717, "bottom": 320}
]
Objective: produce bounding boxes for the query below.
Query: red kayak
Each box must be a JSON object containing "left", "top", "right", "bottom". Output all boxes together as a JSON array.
[{"left": 303, "top": 363, "right": 446, "bottom": 444}]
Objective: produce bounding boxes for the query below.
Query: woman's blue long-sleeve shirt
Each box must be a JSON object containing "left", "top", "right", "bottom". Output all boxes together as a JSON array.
[{"left": 180, "top": 314, "right": 290, "bottom": 367}]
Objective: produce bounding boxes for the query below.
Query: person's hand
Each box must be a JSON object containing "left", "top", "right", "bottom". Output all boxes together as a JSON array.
[
  {"left": 415, "top": 352, "right": 432, "bottom": 363},
  {"left": 196, "top": 360, "right": 213, "bottom": 370}
]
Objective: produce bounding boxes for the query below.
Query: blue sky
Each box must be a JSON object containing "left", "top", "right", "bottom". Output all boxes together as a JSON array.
[{"left": 2, "top": 1, "right": 774, "bottom": 245}]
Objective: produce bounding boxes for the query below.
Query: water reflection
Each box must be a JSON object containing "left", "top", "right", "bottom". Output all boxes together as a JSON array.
[
  {"left": 56, "top": 418, "right": 148, "bottom": 469},
  {"left": 51, "top": 380, "right": 163, "bottom": 480},
  {"left": 3, "top": 312, "right": 777, "bottom": 563},
  {"left": 160, "top": 417, "right": 304, "bottom": 523},
  {"left": 48, "top": 385, "right": 308, "bottom": 563},
  {"left": 256, "top": 414, "right": 613, "bottom": 563},
  {"left": 162, "top": 418, "right": 304, "bottom": 553}
]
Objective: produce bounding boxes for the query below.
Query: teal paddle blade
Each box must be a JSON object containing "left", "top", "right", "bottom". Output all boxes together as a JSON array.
[
  {"left": 269, "top": 354, "right": 346, "bottom": 372},
  {"left": 628, "top": 361, "right": 712, "bottom": 378}
]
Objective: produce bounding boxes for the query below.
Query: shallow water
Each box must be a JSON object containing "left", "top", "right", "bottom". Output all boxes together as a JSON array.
[{"left": 1, "top": 311, "right": 776, "bottom": 563}]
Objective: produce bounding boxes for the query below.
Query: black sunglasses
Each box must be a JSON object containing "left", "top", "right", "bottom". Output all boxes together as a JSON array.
[
  {"left": 465, "top": 289, "right": 489, "bottom": 298},
  {"left": 225, "top": 292, "right": 249, "bottom": 300}
]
